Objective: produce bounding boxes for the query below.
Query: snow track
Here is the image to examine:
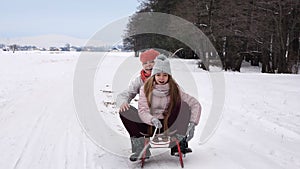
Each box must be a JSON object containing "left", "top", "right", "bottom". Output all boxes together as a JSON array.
[{"left": 0, "top": 52, "right": 100, "bottom": 169}]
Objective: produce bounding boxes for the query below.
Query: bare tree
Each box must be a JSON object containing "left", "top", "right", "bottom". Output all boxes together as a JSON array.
[{"left": 125, "top": 0, "right": 300, "bottom": 73}]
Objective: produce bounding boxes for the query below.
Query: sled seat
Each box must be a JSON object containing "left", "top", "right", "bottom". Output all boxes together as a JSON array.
[
  {"left": 139, "top": 128, "right": 184, "bottom": 168},
  {"left": 140, "top": 128, "right": 177, "bottom": 148}
]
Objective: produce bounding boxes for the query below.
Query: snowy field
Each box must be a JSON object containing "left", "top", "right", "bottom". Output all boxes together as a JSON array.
[{"left": 0, "top": 51, "right": 299, "bottom": 169}]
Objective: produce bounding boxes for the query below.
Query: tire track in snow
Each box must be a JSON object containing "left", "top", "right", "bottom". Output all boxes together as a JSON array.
[
  {"left": 64, "top": 122, "right": 71, "bottom": 169},
  {"left": 64, "top": 123, "right": 70, "bottom": 169},
  {"left": 12, "top": 107, "right": 49, "bottom": 169},
  {"left": 83, "top": 135, "right": 88, "bottom": 169},
  {"left": 62, "top": 115, "right": 88, "bottom": 169}
]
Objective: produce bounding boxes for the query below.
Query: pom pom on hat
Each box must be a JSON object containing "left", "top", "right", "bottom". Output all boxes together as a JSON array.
[
  {"left": 151, "top": 54, "right": 172, "bottom": 76},
  {"left": 140, "top": 49, "right": 160, "bottom": 63}
]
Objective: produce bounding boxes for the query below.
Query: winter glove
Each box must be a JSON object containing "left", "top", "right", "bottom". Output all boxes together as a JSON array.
[
  {"left": 151, "top": 117, "right": 162, "bottom": 129},
  {"left": 186, "top": 122, "right": 196, "bottom": 142}
]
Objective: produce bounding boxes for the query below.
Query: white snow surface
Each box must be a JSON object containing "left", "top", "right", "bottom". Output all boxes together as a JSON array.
[{"left": 0, "top": 51, "right": 299, "bottom": 169}]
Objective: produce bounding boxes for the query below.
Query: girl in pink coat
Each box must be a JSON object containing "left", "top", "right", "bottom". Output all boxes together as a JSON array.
[{"left": 138, "top": 54, "right": 201, "bottom": 156}]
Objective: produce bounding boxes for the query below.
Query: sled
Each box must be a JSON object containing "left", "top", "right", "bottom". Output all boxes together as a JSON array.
[{"left": 139, "top": 128, "right": 184, "bottom": 168}]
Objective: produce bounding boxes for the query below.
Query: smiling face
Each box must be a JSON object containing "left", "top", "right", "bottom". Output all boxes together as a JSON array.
[
  {"left": 154, "top": 73, "right": 169, "bottom": 85},
  {"left": 142, "top": 60, "right": 155, "bottom": 74}
]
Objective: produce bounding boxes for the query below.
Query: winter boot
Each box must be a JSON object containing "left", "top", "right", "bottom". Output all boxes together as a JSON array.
[
  {"left": 130, "top": 137, "right": 137, "bottom": 153},
  {"left": 170, "top": 135, "right": 192, "bottom": 156},
  {"left": 129, "top": 137, "right": 151, "bottom": 162},
  {"left": 183, "top": 136, "right": 192, "bottom": 154}
]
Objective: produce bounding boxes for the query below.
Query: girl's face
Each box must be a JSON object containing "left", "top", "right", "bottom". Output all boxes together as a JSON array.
[
  {"left": 142, "top": 60, "right": 155, "bottom": 74},
  {"left": 154, "top": 73, "right": 169, "bottom": 85}
]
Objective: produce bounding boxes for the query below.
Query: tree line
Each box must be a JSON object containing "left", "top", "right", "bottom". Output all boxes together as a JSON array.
[{"left": 124, "top": 0, "right": 300, "bottom": 73}]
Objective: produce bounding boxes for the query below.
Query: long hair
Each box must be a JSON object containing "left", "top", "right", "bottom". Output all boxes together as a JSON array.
[{"left": 143, "top": 75, "right": 181, "bottom": 133}]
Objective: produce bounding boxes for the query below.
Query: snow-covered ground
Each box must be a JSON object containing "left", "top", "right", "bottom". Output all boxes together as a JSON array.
[{"left": 0, "top": 51, "right": 299, "bottom": 169}]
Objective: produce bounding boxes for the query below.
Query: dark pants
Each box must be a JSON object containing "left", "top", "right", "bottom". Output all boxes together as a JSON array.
[
  {"left": 167, "top": 101, "right": 191, "bottom": 135},
  {"left": 119, "top": 106, "right": 148, "bottom": 137},
  {"left": 119, "top": 101, "right": 191, "bottom": 137}
]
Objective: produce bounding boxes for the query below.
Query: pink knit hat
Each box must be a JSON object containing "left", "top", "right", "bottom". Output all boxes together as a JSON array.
[{"left": 140, "top": 49, "right": 160, "bottom": 63}]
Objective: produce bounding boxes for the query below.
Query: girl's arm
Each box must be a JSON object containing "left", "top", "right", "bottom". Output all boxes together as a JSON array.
[
  {"left": 180, "top": 90, "right": 202, "bottom": 125},
  {"left": 138, "top": 86, "right": 154, "bottom": 125}
]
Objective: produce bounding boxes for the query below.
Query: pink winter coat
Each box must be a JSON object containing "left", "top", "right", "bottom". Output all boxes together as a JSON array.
[{"left": 138, "top": 83, "right": 201, "bottom": 126}]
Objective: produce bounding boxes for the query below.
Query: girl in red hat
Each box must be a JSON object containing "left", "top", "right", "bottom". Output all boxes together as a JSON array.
[{"left": 116, "top": 49, "right": 160, "bottom": 161}]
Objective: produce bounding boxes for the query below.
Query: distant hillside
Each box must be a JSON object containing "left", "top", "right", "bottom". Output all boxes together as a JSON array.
[{"left": 0, "top": 34, "right": 109, "bottom": 49}]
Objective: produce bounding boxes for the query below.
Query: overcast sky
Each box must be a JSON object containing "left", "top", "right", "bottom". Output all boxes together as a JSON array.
[{"left": 0, "top": 0, "right": 140, "bottom": 39}]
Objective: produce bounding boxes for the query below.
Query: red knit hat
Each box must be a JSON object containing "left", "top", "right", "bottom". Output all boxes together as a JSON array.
[{"left": 140, "top": 49, "right": 160, "bottom": 63}]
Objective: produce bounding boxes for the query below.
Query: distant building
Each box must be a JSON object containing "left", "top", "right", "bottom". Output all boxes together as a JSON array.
[
  {"left": 109, "top": 46, "right": 121, "bottom": 52},
  {"left": 49, "top": 47, "right": 59, "bottom": 51}
]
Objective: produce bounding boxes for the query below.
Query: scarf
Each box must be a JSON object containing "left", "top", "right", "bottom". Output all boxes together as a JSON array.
[
  {"left": 140, "top": 70, "right": 151, "bottom": 82},
  {"left": 152, "top": 83, "right": 170, "bottom": 97}
]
